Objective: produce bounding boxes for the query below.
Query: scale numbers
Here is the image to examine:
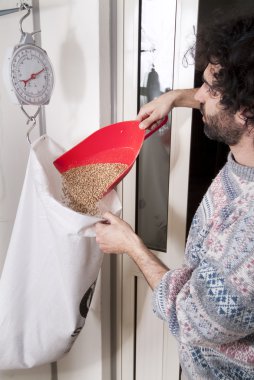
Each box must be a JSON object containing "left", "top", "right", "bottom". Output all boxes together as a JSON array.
[{"left": 10, "top": 44, "right": 54, "bottom": 105}]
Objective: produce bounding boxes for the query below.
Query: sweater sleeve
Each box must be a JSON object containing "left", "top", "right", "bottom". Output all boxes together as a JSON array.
[{"left": 153, "top": 209, "right": 254, "bottom": 347}]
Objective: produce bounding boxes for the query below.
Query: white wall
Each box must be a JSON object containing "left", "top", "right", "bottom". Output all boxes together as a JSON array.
[
  {"left": 39, "top": 0, "right": 101, "bottom": 149},
  {"left": 0, "top": 0, "right": 108, "bottom": 379},
  {"left": 0, "top": 0, "right": 39, "bottom": 275}
]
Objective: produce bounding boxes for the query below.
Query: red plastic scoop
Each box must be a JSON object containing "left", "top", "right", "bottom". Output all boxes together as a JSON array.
[{"left": 53, "top": 116, "right": 168, "bottom": 194}]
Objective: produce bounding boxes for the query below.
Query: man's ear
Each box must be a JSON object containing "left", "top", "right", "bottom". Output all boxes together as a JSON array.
[
  {"left": 235, "top": 109, "right": 248, "bottom": 126},
  {"left": 236, "top": 109, "right": 254, "bottom": 136}
]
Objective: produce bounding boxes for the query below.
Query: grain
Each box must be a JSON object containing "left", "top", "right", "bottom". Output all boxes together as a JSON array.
[{"left": 62, "top": 163, "right": 127, "bottom": 215}]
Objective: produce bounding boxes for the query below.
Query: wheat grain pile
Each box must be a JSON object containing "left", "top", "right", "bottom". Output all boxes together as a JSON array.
[{"left": 62, "top": 162, "right": 127, "bottom": 215}]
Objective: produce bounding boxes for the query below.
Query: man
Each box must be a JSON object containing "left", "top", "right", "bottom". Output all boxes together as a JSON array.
[{"left": 95, "top": 15, "right": 254, "bottom": 379}]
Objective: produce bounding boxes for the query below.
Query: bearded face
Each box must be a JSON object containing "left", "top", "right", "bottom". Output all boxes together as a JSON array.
[{"left": 200, "top": 103, "right": 247, "bottom": 146}]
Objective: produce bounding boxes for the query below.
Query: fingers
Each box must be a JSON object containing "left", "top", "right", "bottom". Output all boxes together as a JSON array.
[
  {"left": 139, "top": 116, "right": 153, "bottom": 130},
  {"left": 95, "top": 223, "right": 111, "bottom": 253},
  {"left": 95, "top": 212, "right": 120, "bottom": 243},
  {"left": 137, "top": 103, "right": 163, "bottom": 130},
  {"left": 102, "top": 211, "right": 118, "bottom": 224},
  {"left": 139, "top": 114, "right": 163, "bottom": 130},
  {"left": 95, "top": 217, "right": 119, "bottom": 254},
  {"left": 137, "top": 110, "right": 151, "bottom": 122}
]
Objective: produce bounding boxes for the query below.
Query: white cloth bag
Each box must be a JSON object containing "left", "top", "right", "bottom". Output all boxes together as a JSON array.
[{"left": 0, "top": 135, "right": 121, "bottom": 369}]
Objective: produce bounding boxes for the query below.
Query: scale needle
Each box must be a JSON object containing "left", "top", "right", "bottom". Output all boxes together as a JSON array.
[{"left": 20, "top": 68, "right": 45, "bottom": 87}]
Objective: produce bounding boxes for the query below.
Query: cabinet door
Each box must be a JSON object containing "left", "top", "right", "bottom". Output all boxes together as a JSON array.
[{"left": 116, "top": 0, "right": 198, "bottom": 379}]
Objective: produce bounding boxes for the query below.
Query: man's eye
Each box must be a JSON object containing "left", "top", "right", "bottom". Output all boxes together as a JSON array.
[{"left": 208, "top": 86, "right": 218, "bottom": 97}]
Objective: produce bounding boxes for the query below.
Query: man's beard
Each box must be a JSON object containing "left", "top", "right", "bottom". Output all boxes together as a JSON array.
[{"left": 200, "top": 104, "right": 246, "bottom": 146}]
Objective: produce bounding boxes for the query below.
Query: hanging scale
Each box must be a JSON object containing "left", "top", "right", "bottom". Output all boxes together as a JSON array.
[{"left": 4, "top": 2, "right": 54, "bottom": 142}]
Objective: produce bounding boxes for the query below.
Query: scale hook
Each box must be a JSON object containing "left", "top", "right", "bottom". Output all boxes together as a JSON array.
[{"left": 19, "top": 2, "right": 32, "bottom": 35}]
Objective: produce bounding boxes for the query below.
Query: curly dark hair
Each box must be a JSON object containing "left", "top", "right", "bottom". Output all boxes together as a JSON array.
[{"left": 195, "top": 15, "right": 254, "bottom": 121}]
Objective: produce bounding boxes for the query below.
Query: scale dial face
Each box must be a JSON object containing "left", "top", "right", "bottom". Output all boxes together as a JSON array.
[{"left": 10, "top": 44, "right": 54, "bottom": 105}]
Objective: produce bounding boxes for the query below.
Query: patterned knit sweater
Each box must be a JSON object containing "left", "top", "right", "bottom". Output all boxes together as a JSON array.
[{"left": 153, "top": 153, "right": 254, "bottom": 380}]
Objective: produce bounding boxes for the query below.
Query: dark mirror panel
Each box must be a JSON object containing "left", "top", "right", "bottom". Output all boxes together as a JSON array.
[{"left": 136, "top": 0, "right": 175, "bottom": 252}]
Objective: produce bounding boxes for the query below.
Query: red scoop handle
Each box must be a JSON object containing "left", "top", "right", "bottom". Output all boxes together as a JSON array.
[{"left": 144, "top": 116, "right": 168, "bottom": 139}]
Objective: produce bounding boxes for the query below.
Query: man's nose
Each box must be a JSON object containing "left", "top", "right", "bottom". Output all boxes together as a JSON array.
[{"left": 194, "top": 85, "right": 206, "bottom": 103}]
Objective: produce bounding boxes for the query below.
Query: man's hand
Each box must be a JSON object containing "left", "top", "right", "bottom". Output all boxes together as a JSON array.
[
  {"left": 95, "top": 212, "right": 169, "bottom": 289},
  {"left": 137, "top": 88, "right": 200, "bottom": 130},
  {"left": 95, "top": 212, "right": 144, "bottom": 255},
  {"left": 137, "top": 92, "right": 175, "bottom": 130}
]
